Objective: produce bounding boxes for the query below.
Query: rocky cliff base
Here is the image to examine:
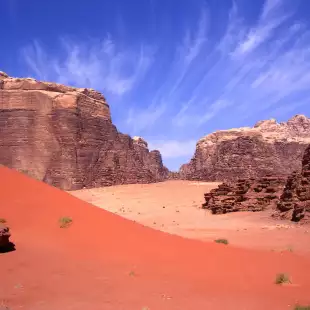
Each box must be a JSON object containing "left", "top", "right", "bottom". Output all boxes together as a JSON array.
[
  {"left": 202, "top": 176, "right": 285, "bottom": 214},
  {"left": 274, "top": 145, "right": 310, "bottom": 222},
  {"left": 202, "top": 145, "right": 310, "bottom": 223}
]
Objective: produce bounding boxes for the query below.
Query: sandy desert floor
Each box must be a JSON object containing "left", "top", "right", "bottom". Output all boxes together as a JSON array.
[
  {"left": 2, "top": 169, "right": 310, "bottom": 310},
  {"left": 71, "top": 180, "right": 310, "bottom": 255}
]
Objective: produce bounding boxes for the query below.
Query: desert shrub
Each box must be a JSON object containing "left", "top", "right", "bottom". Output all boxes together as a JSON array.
[
  {"left": 59, "top": 217, "right": 73, "bottom": 228},
  {"left": 0, "top": 300, "right": 10, "bottom": 310},
  {"left": 275, "top": 273, "right": 291, "bottom": 285},
  {"left": 129, "top": 270, "right": 136, "bottom": 277},
  {"left": 0, "top": 218, "right": 6, "bottom": 223},
  {"left": 214, "top": 238, "right": 229, "bottom": 245},
  {"left": 294, "top": 306, "right": 310, "bottom": 310}
]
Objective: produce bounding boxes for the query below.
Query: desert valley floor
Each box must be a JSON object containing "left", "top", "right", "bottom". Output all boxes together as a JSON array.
[{"left": 71, "top": 180, "right": 310, "bottom": 255}]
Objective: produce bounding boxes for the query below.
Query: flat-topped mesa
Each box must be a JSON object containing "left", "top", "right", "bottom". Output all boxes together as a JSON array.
[
  {"left": 180, "top": 115, "right": 310, "bottom": 182},
  {"left": 0, "top": 73, "right": 169, "bottom": 190},
  {"left": 0, "top": 72, "right": 110, "bottom": 119}
]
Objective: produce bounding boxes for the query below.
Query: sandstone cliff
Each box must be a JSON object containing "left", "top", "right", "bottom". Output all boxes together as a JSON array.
[
  {"left": 0, "top": 72, "right": 168, "bottom": 190},
  {"left": 180, "top": 115, "right": 310, "bottom": 182},
  {"left": 202, "top": 176, "right": 286, "bottom": 214},
  {"left": 275, "top": 145, "right": 310, "bottom": 222}
]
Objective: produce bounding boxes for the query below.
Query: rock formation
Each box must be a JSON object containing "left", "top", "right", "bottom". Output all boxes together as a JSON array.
[
  {"left": 202, "top": 176, "right": 285, "bottom": 214},
  {"left": 167, "top": 171, "right": 181, "bottom": 180},
  {"left": 275, "top": 145, "right": 310, "bottom": 222},
  {"left": 0, "top": 72, "right": 168, "bottom": 190},
  {"left": 180, "top": 116, "right": 310, "bottom": 182},
  {"left": 0, "top": 225, "right": 11, "bottom": 249}
]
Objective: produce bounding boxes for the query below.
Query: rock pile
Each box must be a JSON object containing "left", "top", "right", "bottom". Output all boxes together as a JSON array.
[
  {"left": 0, "top": 225, "right": 11, "bottom": 249},
  {"left": 202, "top": 176, "right": 285, "bottom": 214},
  {"left": 275, "top": 145, "right": 310, "bottom": 222}
]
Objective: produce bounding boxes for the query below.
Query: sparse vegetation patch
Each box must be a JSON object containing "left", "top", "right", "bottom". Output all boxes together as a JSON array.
[
  {"left": 275, "top": 273, "right": 291, "bottom": 285},
  {"left": 0, "top": 218, "right": 6, "bottom": 224},
  {"left": 0, "top": 300, "right": 10, "bottom": 310},
  {"left": 59, "top": 217, "right": 73, "bottom": 228},
  {"left": 129, "top": 270, "right": 136, "bottom": 277},
  {"left": 294, "top": 306, "right": 310, "bottom": 310},
  {"left": 214, "top": 238, "right": 229, "bottom": 245}
]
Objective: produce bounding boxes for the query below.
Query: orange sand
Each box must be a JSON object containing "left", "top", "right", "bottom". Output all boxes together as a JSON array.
[
  {"left": 1, "top": 167, "right": 310, "bottom": 309},
  {"left": 71, "top": 181, "right": 310, "bottom": 255}
]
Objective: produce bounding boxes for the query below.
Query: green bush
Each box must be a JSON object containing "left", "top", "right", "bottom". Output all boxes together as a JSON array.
[
  {"left": 214, "top": 238, "right": 229, "bottom": 245},
  {"left": 59, "top": 217, "right": 73, "bottom": 228},
  {"left": 275, "top": 273, "right": 291, "bottom": 285},
  {"left": 294, "top": 306, "right": 310, "bottom": 310},
  {"left": 129, "top": 270, "right": 136, "bottom": 277}
]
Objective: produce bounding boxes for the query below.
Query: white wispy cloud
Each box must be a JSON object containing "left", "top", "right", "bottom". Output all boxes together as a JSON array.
[
  {"left": 126, "top": 102, "right": 166, "bottom": 133},
  {"left": 148, "top": 140, "right": 197, "bottom": 158},
  {"left": 124, "top": 0, "right": 310, "bottom": 138},
  {"left": 182, "top": 8, "right": 208, "bottom": 65},
  {"left": 176, "top": 0, "right": 310, "bottom": 125},
  {"left": 167, "top": 8, "right": 208, "bottom": 98},
  {"left": 233, "top": 0, "right": 289, "bottom": 56},
  {"left": 261, "top": 0, "right": 282, "bottom": 20},
  {"left": 22, "top": 37, "right": 155, "bottom": 96},
  {"left": 22, "top": 40, "right": 51, "bottom": 80},
  {"left": 20, "top": 0, "right": 310, "bottom": 165},
  {"left": 126, "top": 7, "right": 209, "bottom": 134},
  {"left": 199, "top": 99, "right": 233, "bottom": 125}
]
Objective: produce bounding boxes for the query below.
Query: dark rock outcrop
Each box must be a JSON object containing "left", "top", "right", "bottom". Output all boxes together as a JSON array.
[
  {"left": 0, "top": 225, "right": 11, "bottom": 249},
  {"left": 202, "top": 176, "right": 285, "bottom": 214},
  {"left": 275, "top": 145, "right": 310, "bottom": 222},
  {"left": 0, "top": 73, "right": 169, "bottom": 190},
  {"left": 180, "top": 116, "right": 310, "bottom": 182}
]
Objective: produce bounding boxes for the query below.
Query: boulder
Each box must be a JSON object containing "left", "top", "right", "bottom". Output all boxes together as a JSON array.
[{"left": 0, "top": 225, "right": 11, "bottom": 249}]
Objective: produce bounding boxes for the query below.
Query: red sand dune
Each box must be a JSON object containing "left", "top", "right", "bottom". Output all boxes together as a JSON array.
[{"left": 1, "top": 166, "right": 310, "bottom": 310}]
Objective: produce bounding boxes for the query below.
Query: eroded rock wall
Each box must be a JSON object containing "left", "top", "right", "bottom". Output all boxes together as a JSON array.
[
  {"left": 0, "top": 73, "right": 168, "bottom": 190},
  {"left": 180, "top": 116, "right": 310, "bottom": 181},
  {"left": 275, "top": 145, "right": 310, "bottom": 222},
  {"left": 202, "top": 176, "right": 285, "bottom": 214}
]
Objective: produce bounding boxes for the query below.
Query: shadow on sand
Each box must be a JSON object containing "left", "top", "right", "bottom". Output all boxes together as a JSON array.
[{"left": 0, "top": 242, "right": 16, "bottom": 253}]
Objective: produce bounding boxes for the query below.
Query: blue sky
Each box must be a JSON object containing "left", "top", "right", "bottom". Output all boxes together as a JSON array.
[{"left": 2, "top": 0, "right": 310, "bottom": 171}]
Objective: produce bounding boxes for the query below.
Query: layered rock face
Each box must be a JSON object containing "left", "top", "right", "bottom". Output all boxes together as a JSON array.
[
  {"left": 180, "top": 116, "right": 310, "bottom": 182},
  {"left": 275, "top": 145, "right": 310, "bottom": 222},
  {"left": 202, "top": 176, "right": 285, "bottom": 214},
  {"left": 167, "top": 172, "right": 181, "bottom": 180},
  {"left": 0, "top": 73, "right": 168, "bottom": 190}
]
